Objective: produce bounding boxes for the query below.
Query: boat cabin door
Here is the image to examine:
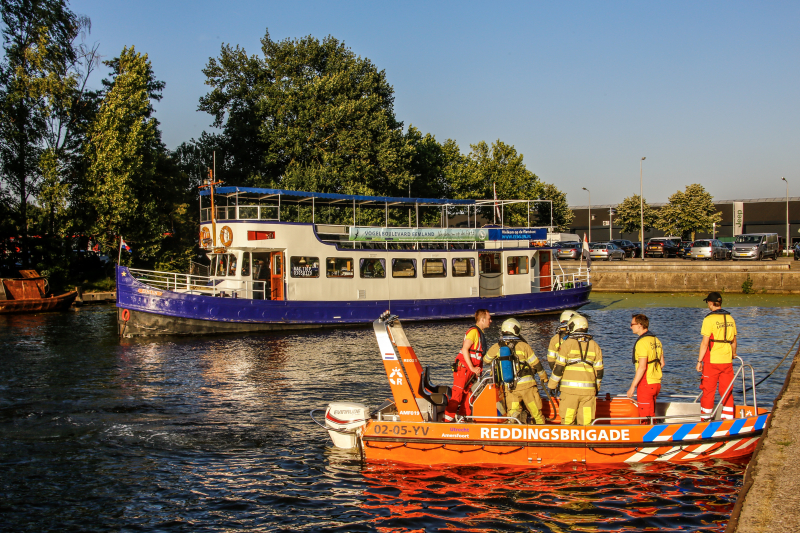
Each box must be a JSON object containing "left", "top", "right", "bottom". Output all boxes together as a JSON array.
[
  {"left": 539, "top": 251, "right": 552, "bottom": 292},
  {"left": 478, "top": 252, "right": 502, "bottom": 297},
  {"left": 270, "top": 252, "right": 284, "bottom": 301}
]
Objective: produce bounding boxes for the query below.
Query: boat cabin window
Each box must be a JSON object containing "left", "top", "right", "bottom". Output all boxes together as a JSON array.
[
  {"left": 239, "top": 206, "right": 258, "bottom": 220},
  {"left": 327, "top": 257, "right": 354, "bottom": 278},
  {"left": 290, "top": 256, "right": 320, "bottom": 278},
  {"left": 392, "top": 258, "right": 417, "bottom": 278},
  {"left": 452, "top": 258, "right": 475, "bottom": 277},
  {"left": 213, "top": 253, "right": 236, "bottom": 277},
  {"left": 480, "top": 253, "right": 502, "bottom": 274},
  {"left": 422, "top": 258, "right": 446, "bottom": 278},
  {"left": 360, "top": 258, "right": 385, "bottom": 278},
  {"left": 507, "top": 256, "right": 528, "bottom": 275},
  {"left": 241, "top": 252, "right": 251, "bottom": 277}
]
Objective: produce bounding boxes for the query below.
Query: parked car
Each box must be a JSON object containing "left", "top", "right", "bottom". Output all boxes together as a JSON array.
[
  {"left": 645, "top": 237, "right": 681, "bottom": 258},
  {"left": 677, "top": 241, "right": 693, "bottom": 258},
  {"left": 589, "top": 242, "right": 625, "bottom": 261},
  {"left": 610, "top": 239, "right": 638, "bottom": 258},
  {"left": 556, "top": 241, "right": 582, "bottom": 260},
  {"left": 722, "top": 242, "right": 734, "bottom": 259},
  {"left": 732, "top": 233, "right": 780, "bottom": 261},
  {"left": 689, "top": 239, "right": 728, "bottom": 260},
  {"left": 794, "top": 242, "right": 800, "bottom": 261}
]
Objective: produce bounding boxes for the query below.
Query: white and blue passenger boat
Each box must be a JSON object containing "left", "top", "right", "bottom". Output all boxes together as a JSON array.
[{"left": 116, "top": 187, "right": 591, "bottom": 336}]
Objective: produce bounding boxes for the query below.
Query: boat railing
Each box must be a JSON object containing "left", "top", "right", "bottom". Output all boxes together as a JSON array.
[
  {"left": 552, "top": 271, "right": 590, "bottom": 290},
  {"left": 710, "top": 357, "right": 757, "bottom": 419},
  {"left": 127, "top": 268, "right": 268, "bottom": 300}
]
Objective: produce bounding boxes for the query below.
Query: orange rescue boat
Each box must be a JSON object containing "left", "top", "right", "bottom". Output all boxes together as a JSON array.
[{"left": 315, "top": 313, "right": 768, "bottom": 466}]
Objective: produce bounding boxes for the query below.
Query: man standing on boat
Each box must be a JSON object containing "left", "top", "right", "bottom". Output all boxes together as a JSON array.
[
  {"left": 483, "top": 318, "right": 549, "bottom": 424},
  {"left": 443, "top": 309, "right": 491, "bottom": 422},
  {"left": 697, "top": 292, "right": 737, "bottom": 420},
  {"left": 547, "top": 310, "right": 577, "bottom": 370},
  {"left": 626, "top": 314, "right": 665, "bottom": 423},
  {"left": 548, "top": 315, "right": 604, "bottom": 425}
]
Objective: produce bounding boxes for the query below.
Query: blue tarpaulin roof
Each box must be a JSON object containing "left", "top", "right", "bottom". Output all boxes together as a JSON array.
[{"left": 200, "top": 186, "right": 475, "bottom": 206}]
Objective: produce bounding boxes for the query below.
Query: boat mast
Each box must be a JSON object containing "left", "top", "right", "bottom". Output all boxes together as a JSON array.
[{"left": 199, "top": 151, "right": 223, "bottom": 249}]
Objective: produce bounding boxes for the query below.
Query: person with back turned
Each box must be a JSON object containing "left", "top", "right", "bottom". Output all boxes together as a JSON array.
[
  {"left": 482, "top": 318, "right": 549, "bottom": 424},
  {"left": 547, "top": 310, "right": 577, "bottom": 370},
  {"left": 443, "top": 309, "right": 491, "bottom": 422},
  {"left": 626, "top": 314, "right": 665, "bottom": 424},
  {"left": 548, "top": 315, "right": 604, "bottom": 425},
  {"left": 697, "top": 292, "right": 737, "bottom": 420}
]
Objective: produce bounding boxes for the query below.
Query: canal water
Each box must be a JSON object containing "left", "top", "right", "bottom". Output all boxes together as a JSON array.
[{"left": 1, "top": 296, "right": 799, "bottom": 532}]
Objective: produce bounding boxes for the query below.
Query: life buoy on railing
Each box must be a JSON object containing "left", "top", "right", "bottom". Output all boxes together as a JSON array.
[
  {"left": 121, "top": 308, "right": 130, "bottom": 322},
  {"left": 220, "top": 226, "right": 233, "bottom": 247},
  {"left": 200, "top": 227, "right": 211, "bottom": 248}
]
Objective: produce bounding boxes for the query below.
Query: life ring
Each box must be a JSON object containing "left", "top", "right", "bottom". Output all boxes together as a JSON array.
[
  {"left": 121, "top": 308, "right": 130, "bottom": 322},
  {"left": 200, "top": 227, "right": 211, "bottom": 248},
  {"left": 220, "top": 226, "right": 233, "bottom": 247}
]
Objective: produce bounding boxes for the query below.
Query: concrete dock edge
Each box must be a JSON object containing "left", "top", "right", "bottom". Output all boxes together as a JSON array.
[{"left": 726, "top": 338, "right": 800, "bottom": 533}]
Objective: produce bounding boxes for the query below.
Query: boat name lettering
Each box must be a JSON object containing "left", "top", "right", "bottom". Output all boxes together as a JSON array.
[
  {"left": 137, "top": 288, "right": 163, "bottom": 296},
  {"left": 333, "top": 409, "right": 361, "bottom": 415},
  {"left": 480, "top": 427, "right": 630, "bottom": 442},
  {"left": 449, "top": 427, "right": 469, "bottom": 433}
]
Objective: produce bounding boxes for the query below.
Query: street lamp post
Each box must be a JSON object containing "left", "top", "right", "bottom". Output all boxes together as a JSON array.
[
  {"left": 582, "top": 187, "right": 591, "bottom": 243},
  {"left": 640, "top": 156, "right": 646, "bottom": 261},
  {"left": 609, "top": 207, "right": 615, "bottom": 240},
  {"left": 783, "top": 177, "right": 789, "bottom": 256}
]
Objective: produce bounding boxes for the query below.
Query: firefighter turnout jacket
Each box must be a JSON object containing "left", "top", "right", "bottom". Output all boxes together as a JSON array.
[
  {"left": 549, "top": 335, "right": 604, "bottom": 395},
  {"left": 483, "top": 339, "right": 548, "bottom": 390}
]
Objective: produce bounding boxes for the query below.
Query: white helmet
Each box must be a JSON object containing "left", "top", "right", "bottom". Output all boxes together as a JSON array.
[
  {"left": 559, "top": 309, "right": 577, "bottom": 325},
  {"left": 567, "top": 314, "right": 589, "bottom": 334},
  {"left": 501, "top": 318, "right": 522, "bottom": 336}
]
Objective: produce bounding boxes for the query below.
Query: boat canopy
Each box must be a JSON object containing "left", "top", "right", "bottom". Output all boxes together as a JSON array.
[{"left": 200, "top": 186, "right": 475, "bottom": 207}]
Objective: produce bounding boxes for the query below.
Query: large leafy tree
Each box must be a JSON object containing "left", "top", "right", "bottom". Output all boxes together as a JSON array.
[
  {"left": 657, "top": 184, "right": 722, "bottom": 241},
  {"left": 539, "top": 182, "right": 574, "bottom": 232},
  {"left": 83, "top": 46, "right": 191, "bottom": 266},
  {"left": 450, "top": 140, "right": 543, "bottom": 227},
  {"left": 0, "top": 0, "right": 86, "bottom": 264},
  {"left": 199, "top": 29, "right": 411, "bottom": 196},
  {"left": 615, "top": 194, "right": 658, "bottom": 242}
]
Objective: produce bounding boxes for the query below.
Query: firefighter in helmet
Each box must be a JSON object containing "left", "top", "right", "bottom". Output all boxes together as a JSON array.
[
  {"left": 548, "top": 314, "right": 604, "bottom": 425},
  {"left": 483, "top": 318, "right": 549, "bottom": 424},
  {"left": 547, "top": 309, "right": 577, "bottom": 370}
]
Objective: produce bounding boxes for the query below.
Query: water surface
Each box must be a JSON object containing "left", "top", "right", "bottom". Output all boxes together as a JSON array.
[{"left": 1, "top": 299, "right": 797, "bottom": 532}]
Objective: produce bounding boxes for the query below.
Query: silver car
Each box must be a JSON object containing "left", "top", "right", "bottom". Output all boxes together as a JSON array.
[
  {"left": 557, "top": 242, "right": 582, "bottom": 260},
  {"left": 689, "top": 239, "right": 727, "bottom": 260},
  {"left": 589, "top": 242, "right": 625, "bottom": 261}
]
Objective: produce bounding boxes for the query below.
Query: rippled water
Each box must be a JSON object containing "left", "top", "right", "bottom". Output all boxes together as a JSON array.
[{"left": 1, "top": 299, "right": 798, "bottom": 532}]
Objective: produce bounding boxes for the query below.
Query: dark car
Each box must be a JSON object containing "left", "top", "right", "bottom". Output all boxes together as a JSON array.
[
  {"left": 677, "top": 241, "right": 693, "bottom": 258},
  {"left": 610, "top": 239, "right": 638, "bottom": 258},
  {"left": 645, "top": 237, "right": 681, "bottom": 258},
  {"left": 722, "top": 242, "right": 734, "bottom": 259},
  {"left": 794, "top": 242, "right": 800, "bottom": 261}
]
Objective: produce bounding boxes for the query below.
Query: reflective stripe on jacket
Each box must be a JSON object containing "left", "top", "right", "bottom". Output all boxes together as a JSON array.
[{"left": 550, "top": 337, "right": 604, "bottom": 396}]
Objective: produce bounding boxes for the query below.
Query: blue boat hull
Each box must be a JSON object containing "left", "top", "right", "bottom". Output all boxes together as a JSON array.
[{"left": 116, "top": 266, "right": 591, "bottom": 336}]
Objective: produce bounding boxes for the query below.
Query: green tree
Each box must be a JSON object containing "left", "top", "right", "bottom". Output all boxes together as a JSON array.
[
  {"left": 539, "top": 182, "right": 574, "bottom": 231},
  {"left": 615, "top": 194, "right": 658, "bottom": 242},
  {"left": 199, "top": 29, "right": 411, "bottom": 196},
  {"left": 83, "top": 46, "right": 191, "bottom": 264},
  {"left": 0, "top": 0, "right": 85, "bottom": 265},
  {"left": 449, "top": 140, "right": 543, "bottom": 227},
  {"left": 657, "top": 184, "right": 722, "bottom": 241}
]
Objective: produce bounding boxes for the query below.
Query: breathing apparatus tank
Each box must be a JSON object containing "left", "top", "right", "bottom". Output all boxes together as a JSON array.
[{"left": 497, "top": 343, "right": 516, "bottom": 384}]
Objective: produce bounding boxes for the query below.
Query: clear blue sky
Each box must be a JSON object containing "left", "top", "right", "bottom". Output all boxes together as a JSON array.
[{"left": 72, "top": 0, "right": 800, "bottom": 205}]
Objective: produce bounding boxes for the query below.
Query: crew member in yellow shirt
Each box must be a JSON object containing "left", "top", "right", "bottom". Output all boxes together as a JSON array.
[
  {"left": 697, "top": 292, "right": 737, "bottom": 420},
  {"left": 626, "top": 314, "right": 665, "bottom": 423}
]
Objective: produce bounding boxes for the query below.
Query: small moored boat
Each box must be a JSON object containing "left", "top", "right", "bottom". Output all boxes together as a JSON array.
[
  {"left": 314, "top": 313, "right": 768, "bottom": 466},
  {"left": 0, "top": 270, "right": 78, "bottom": 315}
]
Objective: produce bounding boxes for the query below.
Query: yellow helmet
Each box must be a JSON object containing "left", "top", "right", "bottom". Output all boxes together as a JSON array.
[
  {"left": 559, "top": 309, "right": 577, "bottom": 326},
  {"left": 501, "top": 318, "right": 522, "bottom": 336},
  {"left": 567, "top": 314, "right": 589, "bottom": 334}
]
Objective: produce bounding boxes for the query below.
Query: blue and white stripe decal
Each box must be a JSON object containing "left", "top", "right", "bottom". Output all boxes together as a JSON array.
[
  {"left": 729, "top": 418, "right": 747, "bottom": 435},
  {"left": 643, "top": 425, "right": 667, "bottom": 442},
  {"left": 754, "top": 414, "right": 768, "bottom": 431},
  {"left": 701, "top": 421, "right": 723, "bottom": 439},
  {"left": 671, "top": 424, "right": 697, "bottom": 441},
  {"left": 642, "top": 415, "right": 767, "bottom": 444}
]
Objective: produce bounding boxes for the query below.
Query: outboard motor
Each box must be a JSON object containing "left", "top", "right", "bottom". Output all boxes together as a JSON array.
[{"left": 325, "top": 402, "right": 368, "bottom": 449}]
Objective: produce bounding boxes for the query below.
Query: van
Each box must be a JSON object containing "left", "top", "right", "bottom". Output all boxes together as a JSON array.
[{"left": 732, "top": 233, "right": 779, "bottom": 261}]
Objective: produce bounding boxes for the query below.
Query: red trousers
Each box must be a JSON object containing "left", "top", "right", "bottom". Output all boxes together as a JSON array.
[
  {"left": 444, "top": 365, "right": 477, "bottom": 421},
  {"left": 701, "top": 362, "right": 734, "bottom": 419},
  {"left": 637, "top": 379, "right": 661, "bottom": 422}
]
